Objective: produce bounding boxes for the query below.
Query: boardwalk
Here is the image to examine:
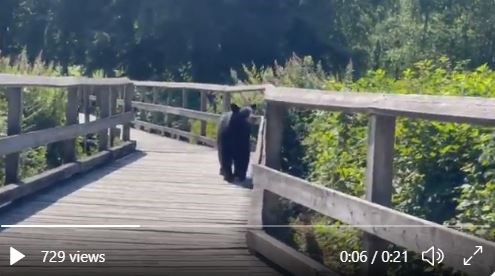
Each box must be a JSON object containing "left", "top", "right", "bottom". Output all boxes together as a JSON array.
[
  {"left": 0, "top": 129, "right": 281, "bottom": 275},
  {"left": 1, "top": 75, "right": 494, "bottom": 276}
]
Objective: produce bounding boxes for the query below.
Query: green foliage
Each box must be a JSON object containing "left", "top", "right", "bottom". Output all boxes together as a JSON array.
[
  {"left": 292, "top": 215, "right": 361, "bottom": 275},
  {"left": 3, "top": 1, "right": 495, "bottom": 81},
  {"left": 347, "top": 60, "right": 495, "bottom": 237},
  {"left": 303, "top": 57, "right": 495, "bottom": 239},
  {"left": 305, "top": 112, "right": 368, "bottom": 197},
  {"left": 0, "top": 50, "right": 83, "bottom": 185},
  {"left": 453, "top": 136, "right": 495, "bottom": 240},
  {"left": 332, "top": 0, "right": 495, "bottom": 76},
  {"left": 0, "top": 0, "right": 341, "bottom": 82},
  {"left": 240, "top": 55, "right": 495, "bottom": 274},
  {"left": 238, "top": 55, "right": 329, "bottom": 177},
  {"left": 1, "top": 1, "right": 494, "bottom": 269}
]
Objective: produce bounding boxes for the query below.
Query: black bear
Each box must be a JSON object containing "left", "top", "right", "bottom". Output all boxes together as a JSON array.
[{"left": 217, "top": 103, "right": 255, "bottom": 182}]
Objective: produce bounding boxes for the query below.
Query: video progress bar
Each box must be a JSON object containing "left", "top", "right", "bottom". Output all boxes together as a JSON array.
[
  {"left": 0, "top": 224, "right": 491, "bottom": 229},
  {"left": 0, "top": 224, "right": 141, "bottom": 228}
]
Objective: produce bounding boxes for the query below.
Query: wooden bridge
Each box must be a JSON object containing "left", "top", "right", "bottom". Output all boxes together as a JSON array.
[{"left": 0, "top": 74, "right": 493, "bottom": 275}]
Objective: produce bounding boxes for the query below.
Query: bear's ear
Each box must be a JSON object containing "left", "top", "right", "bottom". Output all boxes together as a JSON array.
[{"left": 231, "top": 103, "right": 240, "bottom": 113}]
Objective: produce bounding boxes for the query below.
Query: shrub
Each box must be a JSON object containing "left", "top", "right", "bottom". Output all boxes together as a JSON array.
[{"left": 237, "top": 55, "right": 495, "bottom": 273}]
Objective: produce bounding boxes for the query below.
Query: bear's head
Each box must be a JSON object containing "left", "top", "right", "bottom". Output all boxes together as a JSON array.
[
  {"left": 231, "top": 103, "right": 256, "bottom": 123},
  {"left": 230, "top": 103, "right": 256, "bottom": 123}
]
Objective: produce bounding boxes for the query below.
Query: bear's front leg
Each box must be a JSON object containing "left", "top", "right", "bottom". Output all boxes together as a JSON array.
[
  {"left": 233, "top": 154, "right": 249, "bottom": 182},
  {"left": 221, "top": 155, "right": 234, "bottom": 182}
]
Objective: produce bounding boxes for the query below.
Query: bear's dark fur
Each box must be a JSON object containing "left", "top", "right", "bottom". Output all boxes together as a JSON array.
[{"left": 217, "top": 103, "right": 255, "bottom": 182}]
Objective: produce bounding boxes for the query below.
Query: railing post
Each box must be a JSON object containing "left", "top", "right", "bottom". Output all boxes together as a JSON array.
[
  {"left": 182, "top": 89, "right": 188, "bottom": 108},
  {"left": 122, "top": 83, "right": 133, "bottom": 141},
  {"left": 222, "top": 92, "right": 231, "bottom": 112},
  {"left": 110, "top": 86, "right": 119, "bottom": 146},
  {"left": 181, "top": 89, "right": 190, "bottom": 139},
  {"left": 82, "top": 87, "right": 91, "bottom": 154},
  {"left": 362, "top": 114, "right": 396, "bottom": 276},
  {"left": 5, "top": 87, "right": 22, "bottom": 184},
  {"left": 254, "top": 116, "right": 266, "bottom": 165},
  {"left": 98, "top": 86, "right": 110, "bottom": 151},
  {"left": 137, "top": 87, "right": 146, "bottom": 121},
  {"left": 63, "top": 86, "right": 79, "bottom": 163},
  {"left": 152, "top": 87, "right": 158, "bottom": 104},
  {"left": 200, "top": 91, "right": 207, "bottom": 136},
  {"left": 248, "top": 169, "right": 279, "bottom": 230},
  {"left": 150, "top": 87, "right": 163, "bottom": 135},
  {"left": 264, "top": 102, "right": 286, "bottom": 170},
  {"left": 165, "top": 90, "right": 171, "bottom": 128},
  {"left": 259, "top": 102, "right": 286, "bottom": 235}
]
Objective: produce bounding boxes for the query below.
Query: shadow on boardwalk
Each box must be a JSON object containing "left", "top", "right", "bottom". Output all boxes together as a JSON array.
[{"left": 0, "top": 151, "right": 147, "bottom": 230}]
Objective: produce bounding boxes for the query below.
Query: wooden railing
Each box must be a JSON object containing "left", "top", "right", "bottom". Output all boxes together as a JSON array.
[
  {"left": 248, "top": 86, "right": 495, "bottom": 276},
  {"left": 131, "top": 81, "right": 265, "bottom": 148},
  {"left": 0, "top": 74, "right": 135, "bottom": 205},
  {"left": 1, "top": 74, "right": 493, "bottom": 275}
]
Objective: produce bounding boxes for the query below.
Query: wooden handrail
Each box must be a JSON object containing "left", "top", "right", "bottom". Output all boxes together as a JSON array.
[
  {"left": 0, "top": 75, "right": 135, "bottom": 188},
  {"left": 134, "top": 80, "right": 268, "bottom": 93},
  {"left": 253, "top": 116, "right": 266, "bottom": 165},
  {"left": 0, "top": 112, "right": 133, "bottom": 156},
  {"left": 0, "top": 73, "right": 131, "bottom": 87},
  {"left": 133, "top": 120, "right": 216, "bottom": 147},
  {"left": 130, "top": 81, "right": 265, "bottom": 147},
  {"left": 2, "top": 74, "right": 494, "bottom": 275},
  {"left": 249, "top": 165, "right": 495, "bottom": 276},
  {"left": 265, "top": 86, "right": 495, "bottom": 125},
  {"left": 133, "top": 101, "right": 221, "bottom": 123},
  {"left": 133, "top": 80, "right": 495, "bottom": 126},
  {"left": 252, "top": 85, "right": 495, "bottom": 275}
]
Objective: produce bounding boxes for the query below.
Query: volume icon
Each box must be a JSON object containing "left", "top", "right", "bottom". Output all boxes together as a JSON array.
[{"left": 421, "top": 246, "right": 444, "bottom": 266}]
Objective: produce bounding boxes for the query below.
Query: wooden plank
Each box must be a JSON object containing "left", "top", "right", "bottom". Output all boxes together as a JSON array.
[
  {"left": 165, "top": 90, "right": 170, "bottom": 127},
  {"left": 365, "top": 115, "right": 396, "bottom": 206},
  {"left": 133, "top": 80, "right": 267, "bottom": 93},
  {"left": 0, "top": 141, "right": 135, "bottom": 205},
  {"left": 98, "top": 86, "right": 110, "bottom": 151},
  {"left": 83, "top": 140, "right": 136, "bottom": 173},
  {"left": 362, "top": 114, "right": 396, "bottom": 275},
  {"left": 182, "top": 89, "right": 188, "bottom": 108},
  {"left": 252, "top": 165, "right": 495, "bottom": 276},
  {"left": 152, "top": 87, "right": 158, "bottom": 104},
  {"left": 253, "top": 116, "right": 265, "bottom": 165},
  {"left": 5, "top": 87, "right": 22, "bottom": 184},
  {"left": 200, "top": 91, "right": 208, "bottom": 136},
  {"left": 223, "top": 92, "right": 231, "bottom": 112},
  {"left": 132, "top": 120, "right": 216, "bottom": 147},
  {"left": 110, "top": 86, "right": 119, "bottom": 146},
  {"left": 0, "top": 129, "right": 279, "bottom": 275},
  {"left": 264, "top": 102, "right": 285, "bottom": 170},
  {"left": 82, "top": 86, "right": 90, "bottom": 154},
  {"left": 63, "top": 86, "right": 79, "bottom": 163},
  {"left": 149, "top": 88, "right": 163, "bottom": 133},
  {"left": 0, "top": 73, "right": 131, "bottom": 88},
  {"left": 246, "top": 230, "right": 338, "bottom": 276},
  {"left": 261, "top": 190, "right": 281, "bottom": 227},
  {"left": 248, "top": 186, "right": 264, "bottom": 229},
  {"left": 132, "top": 100, "right": 261, "bottom": 125},
  {"left": 0, "top": 112, "right": 133, "bottom": 156},
  {"left": 264, "top": 86, "right": 495, "bottom": 126},
  {"left": 122, "top": 84, "right": 133, "bottom": 141},
  {"left": 133, "top": 101, "right": 220, "bottom": 123}
]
